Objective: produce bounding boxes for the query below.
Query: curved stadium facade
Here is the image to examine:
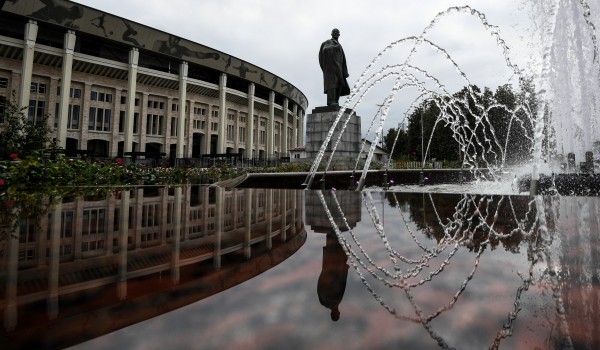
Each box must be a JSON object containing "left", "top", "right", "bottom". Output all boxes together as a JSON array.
[{"left": 0, "top": 0, "right": 308, "bottom": 162}]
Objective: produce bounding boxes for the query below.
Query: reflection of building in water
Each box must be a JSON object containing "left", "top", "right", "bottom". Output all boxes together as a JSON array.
[
  {"left": 552, "top": 197, "right": 600, "bottom": 349},
  {"left": 0, "top": 186, "right": 305, "bottom": 349},
  {"left": 305, "top": 190, "right": 361, "bottom": 233}
]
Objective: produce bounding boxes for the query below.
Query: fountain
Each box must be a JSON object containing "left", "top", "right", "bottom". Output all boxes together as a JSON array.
[
  {"left": 297, "top": 2, "right": 600, "bottom": 347},
  {"left": 304, "top": 1, "right": 599, "bottom": 195}
]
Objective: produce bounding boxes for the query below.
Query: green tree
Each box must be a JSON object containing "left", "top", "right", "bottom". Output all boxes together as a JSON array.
[
  {"left": 0, "top": 93, "right": 52, "bottom": 160},
  {"left": 382, "top": 127, "right": 409, "bottom": 160},
  {"left": 487, "top": 79, "right": 536, "bottom": 165},
  {"left": 406, "top": 100, "right": 459, "bottom": 163},
  {"left": 391, "top": 81, "right": 538, "bottom": 169}
]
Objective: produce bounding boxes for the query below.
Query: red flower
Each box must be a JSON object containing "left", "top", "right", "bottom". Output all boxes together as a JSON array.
[
  {"left": 117, "top": 158, "right": 124, "bottom": 166},
  {"left": 0, "top": 179, "right": 4, "bottom": 186},
  {"left": 9, "top": 153, "right": 18, "bottom": 159}
]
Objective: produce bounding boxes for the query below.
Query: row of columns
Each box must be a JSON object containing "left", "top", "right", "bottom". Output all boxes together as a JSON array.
[
  {"left": 2, "top": 187, "right": 303, "bottom": 329},
  {"left": 18, "top": 21, "right": 37, "bottom": 119},
  {"left": 17, "top": 20, "right": 306, "bottom": 157},
  {"left": 124, "top": 54, "right": 306, "bottom": 159},
  {"left": 218, "top": 76, "right": 305, "bottom": 157}
]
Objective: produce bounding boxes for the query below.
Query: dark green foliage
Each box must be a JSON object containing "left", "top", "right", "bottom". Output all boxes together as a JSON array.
[
  {"left": 382, "top": 127, "right": 409, "bottom": 160},
  {"left": 385, "top": 80, "right": 538, "bottom": 167},
  {"left": 0, "top": 93, "right": 52, "bottom": 160}
]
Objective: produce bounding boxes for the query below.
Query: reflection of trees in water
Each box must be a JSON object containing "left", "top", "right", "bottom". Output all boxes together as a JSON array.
[
  {"left": 317, "top": 189, "right": 583, "bottom": 349},
  {"left": 385, "top": 191, "right": 538, "bottom": 253}
]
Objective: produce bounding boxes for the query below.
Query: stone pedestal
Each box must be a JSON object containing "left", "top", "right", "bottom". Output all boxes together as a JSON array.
[
  {"left": 305, "top": 191, "right": 361, "bottom": 232},
  {"left": 305, "top": 106, "right": 361, "bottom": 166}
]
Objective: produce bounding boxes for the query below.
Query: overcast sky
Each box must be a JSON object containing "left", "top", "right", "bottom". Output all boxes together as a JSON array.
[{"left": 74, "top": 0, "right": 545, "bottom": 133}]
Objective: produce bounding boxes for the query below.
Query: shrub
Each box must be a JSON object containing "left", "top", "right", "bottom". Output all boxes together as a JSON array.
[{"left": 0, "top": 93, "right": 52, "bottom": 160}]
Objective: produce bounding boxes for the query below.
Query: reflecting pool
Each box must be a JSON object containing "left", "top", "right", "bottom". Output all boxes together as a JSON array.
[{"left": 1, "top": 186, "right": 599, "bottom": 349}]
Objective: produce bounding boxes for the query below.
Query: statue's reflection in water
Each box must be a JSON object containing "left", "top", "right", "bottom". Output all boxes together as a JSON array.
[
  {"left": 317, "top": 230, "right": 349, "bottom": 321},
  {"left": 306, "top": 190, "right": 361, "bottom": 322}
]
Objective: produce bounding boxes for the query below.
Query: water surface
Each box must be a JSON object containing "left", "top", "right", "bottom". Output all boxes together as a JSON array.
[{"left": 1, "top": 186, "right": 599, "bottom": 349}]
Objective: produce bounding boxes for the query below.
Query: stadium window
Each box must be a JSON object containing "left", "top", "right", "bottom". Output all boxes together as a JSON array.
[
  {"left": 28, "top": 99, "right": 45, "bottom": 122},
  {"left": 88, "top": 107, "right": 111, "bottom": 131}
]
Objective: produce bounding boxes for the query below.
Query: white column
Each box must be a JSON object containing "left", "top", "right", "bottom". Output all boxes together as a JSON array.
[
  {"left": 124, "top": 49, "right": 139, "bottom": 154},
  {"left": 299, "top": 109, "right": 305, "bottom": 146},
  {"left": 160, "top": 190, "right": 168, "bottom": 244},
  {"left": 177, "top": 62, "right": 188, "bottom": 158},
  {"left": 218, "top": 73, "right": 227, "bottom": 154},
  {"left": 118, "top": 190, "right": 130, "bottom": 300},
  {"left": 297, "top": 189, "right": 303, "bottom": 233},
  {"left": 19, "top": 20, "right": 38, "bottom": 111},
  {"left": 73, "top": 197, "right": 83, "bottom": 259},
  {"left": 291, "top": 103, "right": 298, "bottom": 148},
  {"left": 291, "top": 190, "right": 297, "bottom": 234},
  {"left": 48, "top": 78, "right": 59, "bottom": 137},
  {"left": 47, "top": 202, "right": 62, "bottom": 319},
  {"left": 106, "top": 195, "right": 117, "bottom": 252},
  {"left": 4, "top": 215, "right": 19, "bottom": 331},
  {"left": 282, "top": 98, "right": 289, "bottom": 156},
  {"left": 171, "top": 187, "right": 182, "bottom": 284},
  {"left": 214, "top": 187, "right": 223, "bottom": 269},
  {"left": 134, "top": 188, "right": 143, "bottom": 249},
  {"left": 80, "top": 83, "right": 92, "bottom": 149},
  {"left": 165, "top": 96, "right": 173, "bottom": 153},
  {"left": 281, "top": 190, "right": 287, "bottom": 241},
  {"left": 246, "top": 83, "right": 255, "bottom": 159},
  {"left": 139, "top": 93, "right": 149, "bottom": 152},
  {"left": 266, "top": 189, "right": 273, "bottom": 250},
  {"left": 244, "top": 188, "right": 252, "bottom": 258},
  {"left": 206, "top": 106, "right": 213, "bottom": 155},
  {"left": 111, "top": 90, "right": 123, "bottom": 156},
  {"left": 57, "top": 31, "right": 76, "bottom": 148},
  {"left": 268, "top": 91, "right": 275, "bottom": 158}
]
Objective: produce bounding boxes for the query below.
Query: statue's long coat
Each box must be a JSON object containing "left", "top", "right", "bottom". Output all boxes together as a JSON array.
[{"left": 319, "top": 39, "right": 350, "bottom": 95}]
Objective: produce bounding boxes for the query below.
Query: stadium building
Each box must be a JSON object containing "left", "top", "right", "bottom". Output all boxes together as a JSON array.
[{"left": 0, "top": 0, "right": 308, "bottom": 162}]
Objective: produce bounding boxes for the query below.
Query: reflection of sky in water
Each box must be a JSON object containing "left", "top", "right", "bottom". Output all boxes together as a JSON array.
[
  {"left": 388, "top": 178, "right": 521, "bottom": 195},
  {"left": 73, "top": 191, "right": 600, "bottom": 350}
]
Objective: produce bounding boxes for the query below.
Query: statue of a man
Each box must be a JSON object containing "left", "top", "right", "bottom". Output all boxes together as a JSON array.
[{"left": 319, "top": 28, "right": 350, "bottom": 107}]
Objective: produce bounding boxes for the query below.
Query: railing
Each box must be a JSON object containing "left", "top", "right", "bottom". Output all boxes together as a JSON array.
[
  {"left": 43, "top": 148, "right": 100, "bottom": 162},
  {"left": 392, "top": 161, "right": 444, "bottom": 169},
  {"left": 124, "top": 151, "right": 167, "bottom": 167},
  {"left": 177, "top": 155, "right": 290, "bottom": 168},
  {"left": 42, "top": 149, "right": 446, "bottom": 171},
  {"left": 40, "top": 151, "right": 290, "bottom": 169}
]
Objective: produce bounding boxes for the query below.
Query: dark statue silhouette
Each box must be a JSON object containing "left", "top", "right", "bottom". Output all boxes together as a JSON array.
[
  {"left": 317, "top": 231, "right": 349, "bottom": 321},
  {"left": 319, "top": 28, "right": 350, "bottom": 107}
]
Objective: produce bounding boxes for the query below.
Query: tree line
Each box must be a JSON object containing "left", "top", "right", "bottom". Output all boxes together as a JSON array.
[{"left": 382, "top": 78, "right": 541, "bottom": 168}]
